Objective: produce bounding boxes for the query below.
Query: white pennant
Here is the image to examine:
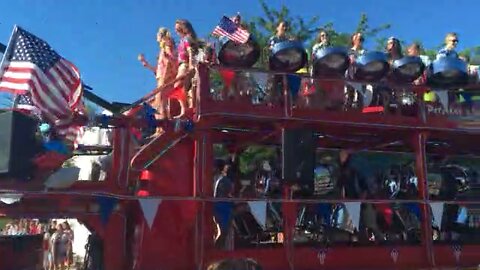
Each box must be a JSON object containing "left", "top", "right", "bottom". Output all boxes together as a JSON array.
[
  {"left": 344, "top": 202, "right": 361, "bottom": 230},
  {"left": 0, "top": 193, "right": 23, "bottom": 205},
  {"left": 44, "top": 167, "right": 80, "bottom": 189},
  {"left": 251, "top": 72, "right": 268, "bottom": 89},
  {"left": 139, "top": 198, "right": 162, "bottom": 229},
  {"left": 435, "top": 91, "right": 449, "bottom": 110},
  {"left": 430, "top": 202, "right": 444, "bottom": 230},
  {"left": 248, "top": 201, "right": 267, "bottom": 229}
]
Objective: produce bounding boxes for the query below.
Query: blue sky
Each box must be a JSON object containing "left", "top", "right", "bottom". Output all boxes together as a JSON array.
[{"left": 0, "top": 0, "right": 478, "bottom": 103}]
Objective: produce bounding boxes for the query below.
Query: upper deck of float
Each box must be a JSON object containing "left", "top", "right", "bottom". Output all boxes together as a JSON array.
[
  {"left": 194, "top": 63, "right": 480, "bottom": 135},
  {"left": 193, "top": 33, "right": 480, "bottom": 137}
]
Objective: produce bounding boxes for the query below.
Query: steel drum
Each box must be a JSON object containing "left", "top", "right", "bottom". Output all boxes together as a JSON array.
[
  {"left": 352, "top": 51, "right": 390, "bottom": 81},
  {"left": 217, "top": 37, "right": 260, "bottom": 68},
  {"left": 426, "top": 57, "right": 468, "bottom": 88},
  {"left": 390, "top": 56, "right": 425, "bottom": 83},
  {"left": 312, "top": 46, "right": 350, "bottom": 77},
  {"left": 269, "top": 40, "right": 307, "bottom": 72}
]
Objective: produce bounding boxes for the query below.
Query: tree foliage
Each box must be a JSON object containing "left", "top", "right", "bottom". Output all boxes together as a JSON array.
[
  {"left": 241, "top": 0, "right": 480, "bottom": 64},
  {"left": 245, "top": 1, "right": 391, "bottom": 52},
  {"left": 246, "top": 0, "right": 323, "bottom": 48}
]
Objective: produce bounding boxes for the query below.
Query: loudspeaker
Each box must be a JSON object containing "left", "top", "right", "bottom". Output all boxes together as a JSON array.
[
  {"left": 0, "top": 111, "right": 39, "bottom": 177},
  {"left": 282, "top": 128, "right": 315, "bottom": 191}
]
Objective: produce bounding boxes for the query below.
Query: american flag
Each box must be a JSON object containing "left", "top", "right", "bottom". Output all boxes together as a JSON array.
[
  {"left": 0, "top": 26, "right": 83, "bottom": 144},
  {"left": 212, "top": 16, "right": 250, "bottom": 44},
  {"left": 14, "top": 92, "right": 38, "bottom": 114}
]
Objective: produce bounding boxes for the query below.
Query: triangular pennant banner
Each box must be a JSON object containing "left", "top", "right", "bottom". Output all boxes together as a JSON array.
[
  {"left": 430, "top": 202, "right": 444, "bottom": 229},
  {"left": 213, "top": 201, "right": 234, "bottom": 232},
  {"left": 252, "top": 72, "right": 268, "bottom": 89},
  {"left": 248, "top": 201, "right": 267, "bottom": 229},
  {"left": 456, "top": 206, "right": 468, "bottom": 224},
  {"left": 436, "top": 90, "right": 449, "bottom": 111},
  {"left": 139, "top": 198, "right": 162, "bottom": 229},
  {"left": 287, "top": 74, "right": 301, "bottom": 98},
  {"left": 0, "top": 193, "right": 23, "bottom": 205},
  {"left": 96, "top": 196, "right": 117, "bottom": 225},
  {"left": 344, "top": 202, "right": 361, "bottom": 230},
  {"left": 219, "top": 70, "right": 235, "bottom": 89},
  {"left": 405, "top": 203, "right": 422, "bottom": 221}
]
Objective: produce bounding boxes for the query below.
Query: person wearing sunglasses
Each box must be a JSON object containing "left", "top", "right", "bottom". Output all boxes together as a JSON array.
[
  {"left": 311, "top": 30, "right": 331, "bottom": 59},
  {"left": 436, "top": 32, "right": 459, "bottom": 60}
]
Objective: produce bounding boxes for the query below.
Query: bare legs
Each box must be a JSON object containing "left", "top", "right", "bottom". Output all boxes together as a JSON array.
[{"left": 172, "top": 63, "right": 189, "bottom": 118}]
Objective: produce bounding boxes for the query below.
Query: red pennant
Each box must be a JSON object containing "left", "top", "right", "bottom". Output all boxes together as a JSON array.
[{"left": 219, "top": 70, "right": 235, "bottom": 89}]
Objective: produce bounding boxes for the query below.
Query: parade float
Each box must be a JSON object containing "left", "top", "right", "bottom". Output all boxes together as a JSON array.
[{"left": 0, "top": 18, "right": 480, "bottom": 270}]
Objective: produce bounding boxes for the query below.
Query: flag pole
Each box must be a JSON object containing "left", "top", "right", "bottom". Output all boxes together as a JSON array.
[
  {"left": 0, "top": 25, "right": 19, "bottom": 80},
  {"left": 0, "top": 25, "right": 19, "bottom": 108}
]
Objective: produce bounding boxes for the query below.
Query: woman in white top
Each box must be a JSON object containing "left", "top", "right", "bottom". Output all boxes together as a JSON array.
[
  {"left": 43, "top": 225, "right": 52, "bottom": 270},
  {"left": 345, "top": 32, "right": 366, "bottom": 109},
  {"left": 311, "top": 30, "right": 331, "bottom": 59}
]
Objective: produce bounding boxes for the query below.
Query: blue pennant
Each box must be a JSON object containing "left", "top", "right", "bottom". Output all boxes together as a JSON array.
[
  {"left": 404, "top": 203, "right": 422, "bottom": 221},
  {"left": 213, "top": 201, "right": 234, "bottom": 232},
  {"left": 184, "top": 120, "right": 194, "bottom": 132},
  {"left": 143, "top": 102, "right": 158, "bottom": 132},
  {"left": 96, "top": 196, "right": 117, "bottom": 225},
  {"left": 99, "top": 114, "right": 110, "bottom": 128},
  {"left": 287, "top": 74, "right": 301, "bottom": 99}
]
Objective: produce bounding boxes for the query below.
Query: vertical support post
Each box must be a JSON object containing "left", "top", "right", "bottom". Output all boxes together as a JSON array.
[
  {"left": 283, "top": 75, "right": 292, "bottom": 118},
  {"left": 412, "top": 131, "right": 435, "bottom": 268},
  {"left": 193, "top": 134, "right": 201, "bottom": 269},
  {"left": 193, "top": 64, "right": 210, "bottom": 269},
  {"left": 196, "top": 63, "right": 211, "bottom": 117},
  {"left": 197, "top": 132, "right": 214, "bottom": 270},
  {"left": 282, "top": 185, "right": 297, "bottom": 270},
  {"left": 416, "top": 86, "right": 428, "bottom": 124},
  {"left": 110, "top": 126, "right": 131, "bottom": 191}
]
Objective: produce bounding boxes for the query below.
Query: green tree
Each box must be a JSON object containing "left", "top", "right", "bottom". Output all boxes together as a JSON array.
[
  {"left": 246, "top": 0, "right": 322, "bottom": 48},
  {"left": 354, "top": 13, "right": 391, "bottom": 50},
  {"left": 244, "top": 0, "right": 325, "bottom": 66},
  {"left": 244, "top": 1, "right": 391, "bottom": 57},
  {"left": 246, "top": 1, "right": 480, "bottom": 64},
  {"left": 238, "top": 145, "right": 277, "bottom": 175},
  {"left": 459, "top": 46, "right": 480, "bottom": 65}
]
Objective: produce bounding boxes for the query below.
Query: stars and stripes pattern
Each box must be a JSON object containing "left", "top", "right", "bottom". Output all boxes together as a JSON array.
[
  {"left": 212, "top": 16, "right": 250, "bottom": 44},
  {"left": 0, "top": 26, "right": 84, "bottom": 145},
  {"left": 14, "top": 92, "right": 38, "bottom": 114}
]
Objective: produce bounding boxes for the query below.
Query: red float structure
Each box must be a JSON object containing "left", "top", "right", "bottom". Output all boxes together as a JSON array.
[{"left": 1, "top": 61, "right": 480, "bottom": 270}]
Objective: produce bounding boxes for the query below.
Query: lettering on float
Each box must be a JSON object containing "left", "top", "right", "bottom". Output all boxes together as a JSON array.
[
  {"left": 425, "top": 93, "right": 480, "bottom": 121},
  {"left": 426, "top": 104, "right": 464, "bottom": 116}
]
